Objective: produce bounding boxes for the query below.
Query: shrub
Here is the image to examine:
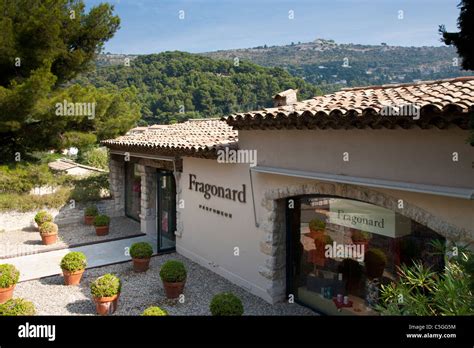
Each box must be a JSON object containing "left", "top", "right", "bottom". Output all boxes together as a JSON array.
[
  {"left": 79, "top": 147, "right": 109, "bottom": 170},
  {"left": 90, "top": 274, "right": 121, "bottom": 298},
  {"left": 39, "top": 222, "right": 58, "bottom": 235},
  {"left": 0, "top": 298, "right": 35, "bottom": 316},
  {"left": 130, "top": 242, "right": 153, "bottom": 259},
  {"left": 209, "top": 293, "right": 244, "bottom": 316},
  {"left": 352, "top": 230, "right": 372, "bottom": 242},
  {"left": 70, "top": 174, "right": 110, "bottom": 202},
  {"left": 84, "top": 205, "right": 99, "bottom": 216},
  {"left": 93, "top": 214, "right": 110, "bottom": 227},
  {"left": 309, "top": 219, "right": 326, "bottom": 231},
  {"left": 0, "top": 187, "right": 71, "bottom": 212},
  {"left": 60, "top": 252, "right": 87, "bottom": 272},
  {"left": 142, "top": 306, "right": 168, "bottom": 316},
  {"left": 34, "top": 210, "right": 53, "bottom": 226},
  {"left": 0, "top": 264, "right": 20, "bottom": 288},
  {"left": 159, "top": 260, "right": 186, "bottom": 283},
  {"left": 0, "top": 163, "right": 61, "bottom": 194}
]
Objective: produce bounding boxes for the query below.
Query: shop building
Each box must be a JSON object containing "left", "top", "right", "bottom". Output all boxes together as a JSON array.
[{"left": 102, "top": 77, "right": 474, "bottom": 315}]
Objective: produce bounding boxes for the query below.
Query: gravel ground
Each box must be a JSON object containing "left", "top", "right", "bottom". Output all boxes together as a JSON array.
[
  {"left": 14, "top": 253, "right": 316, "bottom": 316},
  {"left": 0, "top": 217, "right": 142, "bottom": 258}
]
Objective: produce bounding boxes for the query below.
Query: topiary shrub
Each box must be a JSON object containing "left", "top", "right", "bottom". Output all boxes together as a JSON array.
[
  {"left": 309, "top": 219, "right": 326, "bottom": 232},
  {"left": 93, "top": 215, "right": 110, "bottom": 227},
  {"left": 352, "top": 230, "right": 372, "bottom": 243},
  {"left": 34, "top": 210, "right": 53, "bottom": 226},
  {"left": 209, "top": 292, "right": 244, "bottom": 316},
  {"left": 0, "top": 264, "right": 20, "bottom": 288},
  {"left": 142, "top": 306, "right": 168, "bottom": 316},
  {"left": 60, "top": 252, "right": 87, "bottom": 272},
  {"left": 38, "top": 221, "right": 58, "bottom": 235},
  {"left": 90, "top": 274, "right": 121, "bottom": 298},
  {"left": 130, "top": 242, "right": 153, "bottom": 259},
  {"left": 159, "top": 260, "right": 186, "bottom": 283},
  {"left": 84, "top": 205, "right": 99, "bottom": 216},
  {"left": 0, "top": 298, "right": 35, "bottom": 316}
]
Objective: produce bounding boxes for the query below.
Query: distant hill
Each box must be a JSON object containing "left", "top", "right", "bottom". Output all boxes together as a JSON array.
[
  {"left": 80, "top": 51, "right": 321, "bottom": 124},
  {"left": 202, "top": 39, "right": 473, "bottom": 93}
]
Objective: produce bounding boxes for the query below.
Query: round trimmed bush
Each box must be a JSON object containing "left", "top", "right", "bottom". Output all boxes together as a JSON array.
[
  {"left": 130, "top": 242, "right": 153, "bottom": 259},
  {"left": 352, "top": 230, "right": 372, "bottom": 242},
  {"left": 34, "top": 210, "right": 53, "bottom": 226},
  {"left": 309, "top": 219, "right": 326, "bottom": 231},
  {"left": 84, "top": 205, "right": 99, "bottom": 216},
  {"left": 93, "top": 215, "right": 110, "bottom": 227},
  {"left": 142, "top": 306, "right": 168, "bottom": 316},
  {"left": 90, "top": 274, "right": 121, "bottom": 298},
  {"left": 159, "top": 260, "right": 186, "bottom": 283},
  {"left": 60, "top": 252, "right": 87, "bottom": 272},
  {"left": 0, "top": 264, "right": 20, "bottom": 288},
  {"left": 209, "top": 292, "right": 244, "bottom": 316},
  {"left": 39, "top": 222, "right": 58, "bottom": 235},
  {"left": 0, "top": 298, "right": 35, "bottom": 316}
]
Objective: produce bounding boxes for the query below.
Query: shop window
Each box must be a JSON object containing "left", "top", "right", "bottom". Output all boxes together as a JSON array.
[
  {"left": 288, "top": 196, "right": 445, "bottom": 315},
  {"left": 125, "top": 163, "right": 141, "bottom": 221}
]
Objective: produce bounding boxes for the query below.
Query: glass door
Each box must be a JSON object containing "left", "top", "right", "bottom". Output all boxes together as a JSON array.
[{"left": 156, "top": 171, "right": 176, "bottom": 251}]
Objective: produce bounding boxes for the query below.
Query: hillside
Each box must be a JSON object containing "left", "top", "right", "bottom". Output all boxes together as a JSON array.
[
  {"left": 80, "top": 51, "right": 321, "bottom": 125},
  {"left": 202, "top": 39, "right": 473, "bottom": 92}
]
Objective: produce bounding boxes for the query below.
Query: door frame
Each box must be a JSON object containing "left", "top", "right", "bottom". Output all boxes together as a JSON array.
[{"left": 156, "top": 169, "right": 177, "bottom": 252}]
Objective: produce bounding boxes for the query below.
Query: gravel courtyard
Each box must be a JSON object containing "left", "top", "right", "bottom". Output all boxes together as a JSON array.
[
  {"left": 14, "top": 253, "right": 316, "bottom": 316},
  {"left": 0, "top": 217, "right": 142, "bottom": 259}
]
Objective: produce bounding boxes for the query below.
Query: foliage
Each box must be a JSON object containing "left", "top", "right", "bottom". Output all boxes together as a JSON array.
[
  {"left": 0, "top": 187, "right": 71, "bottom": 212},
  {"left": 159, "top": 260, "right": 187, "bottom": 283},
  {"left": 0, "top": 264, "right": 20, "bottom": 288},
  {"left": 60, "top": 252, "right": 87, "bottom": 272},
  {"left": 61, "top": 131, "right": 97, "bottom": 153},
  {"left": 142, "top": 306, "right": 168, "bottom": 316},
  {"left": 90, "top": 274, "right": 121, "bottom": 298},
  {"left": 209, "top": 292, "right": 244, "bottom": 316},
  {"left": 351, "top": 230, "right": 372, "bottom": 242},
  {"left": 84, "top": 205, "right": 99, "bottom": 217},
  {"left": 0, "top": 299, "right": 35, "bottom": 316},
  {"left": 77, "top": 147, "right": 109, "bottom": 170},
  {"left": 309, "top": 219, "right": 326, "bottom": 231},
  {"left": 70, "top": 173, "right": 110, "bottom": 202},
  {"left": 39, "top": 222, "right": 58, "bottom": 235},
  {"left": 376, "top": 242, "right": 474, "bottom": 315},
  {"left": 130, "top": 242, "right": 153, "bottom": 259},
  {"left": 0, "top": 163, "right": 66, "bottom": 194},
  {"left": 80, "top": 51, "right": 321, "bottom": 124},
  {"left": 34, "top": 210, "right": 53, "bottom": 226},
  {"left": 93, "top": 215, "right": 110, "bottom": 227}
]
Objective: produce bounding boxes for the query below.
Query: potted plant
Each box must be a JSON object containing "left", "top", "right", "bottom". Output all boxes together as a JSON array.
[
  {"left": 0, "top": 298, "right": 35, "bottom": 316},
  {"left": 84, "top": 205, "right": 99, "bottom": 225},
  {"left": 34, "top": 210, "right": 53, "bottom": 228},
  {"left": 38, "top": 221, "right": 58, "bottom": 245},
  {"left": 141, "top": 306, "right": 168, "bottom": 316},
  {"left": 90, "top": 274, "right": 121, "bottom": 316},
  {"left": 351, "top": 230, "right": 372, "bottom": 249},
  {"left": 311, "top": 234, "right": 333, "bottom": 269},
  {"left": 60, "top": 252, "right": 87, "bottom": 285},
  {"left": 308, "top": 219, "right": 326, "bottom": 238},
  {"left": 0, "top": 264, "right": 20, "bottom": 304},
  {"left": 159, "top": 260, "right": 186, "bottom": 299},
  {"left": 364, "top": 248, "right": 387, "bottom": 280},
  {"left": 93, "top": 215, "right": 110, "bottom": 236},
  {"left": 130, "top": 242, "right": 153, "bottom": 272},
  {"left": 209, "top": 292, "right": 244, "bottom": 316}
]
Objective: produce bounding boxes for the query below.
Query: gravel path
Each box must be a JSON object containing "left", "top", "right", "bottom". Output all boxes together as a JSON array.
[
  {"left": 0, "top": 217, "right": 142, "bottom": 259},
  {"left": 14, "top": 253, "right": 316, "bottom": 316}
]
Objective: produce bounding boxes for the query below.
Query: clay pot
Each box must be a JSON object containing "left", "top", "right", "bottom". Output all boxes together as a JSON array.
[
  {"left": 94, "top": 294, "right": 119, "bottom": 316},
  {"left": 308, "top": 229, "right": 325, "bottom": 239},
  {"left": 62, "top": 269, "right": 85, "bottom": 286},
  {"left": 84, "top": 215, "right": 95, "bottom": 225},
  {"left": 162, "top": 281, "right": 185, "bottom": 299},
  {"left": 95, "top": 225, "right": 109, "bottom": 236},
  {"left": 0, "top": 285, "right": 15, "bottom": 304},
  {"left": 41, "top": 233, "right": 58, "bottom": 245},
  {"left": 132, "top": 258, "right": 151, "bottom": 272}
]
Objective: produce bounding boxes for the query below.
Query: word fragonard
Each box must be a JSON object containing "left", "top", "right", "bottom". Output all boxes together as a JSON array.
[{"left": 189, "top": 174, "right": 246, "bottom": 203}]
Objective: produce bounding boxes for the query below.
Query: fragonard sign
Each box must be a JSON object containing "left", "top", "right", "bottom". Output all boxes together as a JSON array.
[
  {"left": 328, "top": 198, "right": 410, "bottom": 238},
  {"left": 188, "top": 174, "right": 246, "bottom": 203}
]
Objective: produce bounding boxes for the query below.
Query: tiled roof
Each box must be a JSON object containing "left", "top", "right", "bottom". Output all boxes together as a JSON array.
[
  {"left": 224, "top": 77, "right": 474, "bottom": 130},
  {"left": 102, "top": 119, "right": 238, "bottom": 158}
]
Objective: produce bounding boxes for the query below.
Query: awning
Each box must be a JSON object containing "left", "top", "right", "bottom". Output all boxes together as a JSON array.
[{"left": 250, "top": 166, "right": 474, "bottom": 200}]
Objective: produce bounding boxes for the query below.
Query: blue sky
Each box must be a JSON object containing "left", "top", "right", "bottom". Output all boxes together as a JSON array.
[{"left": 85, "top": 0, "right": 461, "bottom": 54}]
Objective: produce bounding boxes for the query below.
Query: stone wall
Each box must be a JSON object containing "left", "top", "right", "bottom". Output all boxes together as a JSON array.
[
  {"left": 138, "top": 165, "right": 157, "bottom": 235},
  {"left": 109, "top": 158, "right": 125, "bottom": 216}
]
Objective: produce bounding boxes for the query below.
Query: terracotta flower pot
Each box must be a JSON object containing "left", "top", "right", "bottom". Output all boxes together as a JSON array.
[
  {"left": 162, "top": 280, "right": 185, "bottom": 299},
  {"left": 41, "top": 233, "right": 58, "bottom": 245},
  {"left": 0, "top": 285, "right": 15, "bottom": 304},
  {"left": 132, "top": 258, "right": 151, "bottom": 272},
  {"left": 62, "top": 269, "right": 85, "bottom": 286},
  {"left": 84, "top": 215, "right": 95, "bottom": 225},
  {"left": 94, "top": 293, "right": 119, "bottom": 316},
  {"left": 309, "top": 229, "right": 325, "bottom": 239},
  {"left": 95, "top": 225, "right": 109, "bottom": 236}
]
